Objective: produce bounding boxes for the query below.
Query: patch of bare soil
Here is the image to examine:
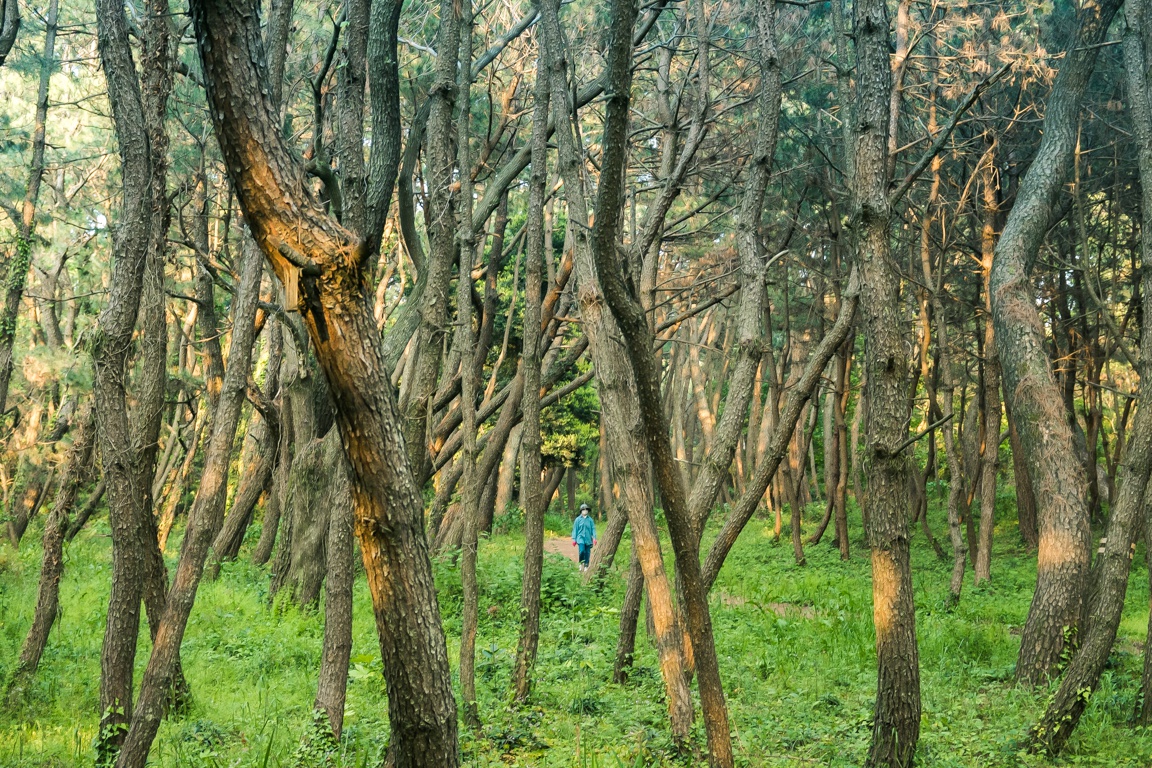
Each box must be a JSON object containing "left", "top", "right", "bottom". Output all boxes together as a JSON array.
[{"left": 544, "top": 537, "right": 579, "bottom": 562}]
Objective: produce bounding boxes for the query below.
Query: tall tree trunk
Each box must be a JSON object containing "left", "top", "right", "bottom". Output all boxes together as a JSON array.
[
  {"left": 400, "top": 0, "right": 463, "bottom": 476},
  {"left": 112, "top": 243, "right": 262, "bottom": 768},
  {"left": 0, "top": 0, "right": 56, "bottom": 419},
  {"left": 511, "top": 51, "right": 550, "bottom": 703},
  {"left": 92, "top": 0, "right": 173, "bottom": 755},
  {"left": 189, "top": 0, "right": 460, "bottom": 762},
  {"left": 853, "top": 0, "right": 920, "bottom": 762},
  {"left": 454, "top": 0, "right": 481, "bottom": 729},
  {"left": 989, "top": 0, "right": 1121, "bottom": 686},
  {"left": 311, "top": 430, "right": 355, "bottom": 742},
  {"left": 975, "top": 140, "right": 1003, "bottom": 585},
  {"left": 552, "top": 0, "right": 738, "bottom": 760},
  {"left": 1029, "top": 1, "right": 1152, "bottom": 751},
  {"left": 702, "top": 282, "right": 858, "bottom": 588},
  {"left": 539, "top": 0, "right": 696, "bottom": 748}
]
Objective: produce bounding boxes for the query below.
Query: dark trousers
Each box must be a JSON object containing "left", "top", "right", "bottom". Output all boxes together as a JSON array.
[{"left": 577, "top": 542, "right": 591, "bottom": 567}]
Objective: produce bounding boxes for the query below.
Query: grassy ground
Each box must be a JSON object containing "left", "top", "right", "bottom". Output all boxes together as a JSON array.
[{"left": 3, "top": 489, "right": 1152, "bottom": 766}]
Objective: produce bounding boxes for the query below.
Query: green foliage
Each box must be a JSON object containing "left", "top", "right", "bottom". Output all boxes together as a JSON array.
[{"left": 5, "top": 497, "right": 1152, "bottom": 766}]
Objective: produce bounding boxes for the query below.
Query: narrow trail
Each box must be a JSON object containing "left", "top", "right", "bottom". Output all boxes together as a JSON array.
[{"left": 543, "top": 536, "right": 579, "bottom": 562}]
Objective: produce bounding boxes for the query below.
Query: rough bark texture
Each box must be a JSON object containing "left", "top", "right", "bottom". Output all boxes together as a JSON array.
[
  {"left": 313, "top": 429, "right": 355, "bottom": 740},
  {"left": 400, "top": 0, "right": 462, "bottom": 475},
  {"left": 511, "top": 49, "right": 549, "bottom": 703},
  {"left": 613, "top": 543, "right": 644, "bottom": 683},
  {"left": 112, "top": 242, "right": 263, "bottom": 768},
  {"left": 702, "top": 277, "right": 858, "bottom": 589},
  {"left": 0, "top": 0, "right": 54, "bottom": 419},
  {"left": 989, "top": 0, "right": 1122, "bottom": 686},
  {"left": 553, "top": 0, "right": 736, "bottom": 761},
  {"left": 1029, "top": 0, "right": 1152, "bottom": 751},
  {"left": 539, "top": 0, "right": 696, "bottom": 748},
  {"left": 92, "top": 0, "right": 168, "bottom": 754},
  {"left": 853, "top": 0, "right": 920, "bottom": 763},
  {"left": 975, "top": 150, "right": 1003, "bottom": 585},
  {"left": 188, "top": 1, "right": 460, "bottom": 763}
]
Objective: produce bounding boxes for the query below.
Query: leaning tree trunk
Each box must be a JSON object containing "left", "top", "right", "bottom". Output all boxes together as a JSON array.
[
  {"left": 555, "top": 0, "right": 738, "bottom": 761},
  {"left": 188, "top": 0, "right": 460, "bottom": 764},
  {"left": 92, "top": 0, "right": 172, "bottom": 756},
  {"left": 112, "top": 242, "right": 263, "bottom": 768},
  {"left": 539, "top": 0, "right": 696, "bottom": 748},
  {"left": 5, "top": 401, "right": 94, "bottom": 704},
  {"left": 989, "top": 0, "right": 1122, "bottom": 687},
  {"left": 1028, "top": 0, "right": 1152, "bottom": 752}
]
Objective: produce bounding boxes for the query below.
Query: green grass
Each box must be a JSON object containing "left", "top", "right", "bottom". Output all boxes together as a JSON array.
[{"left": 3, "top": 491, "right": 1152, "bottom": 766}]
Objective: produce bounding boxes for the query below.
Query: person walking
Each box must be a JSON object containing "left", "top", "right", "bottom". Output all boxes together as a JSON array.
[{"left": 571, "top": 503, "right": 596, "bottom": 572}]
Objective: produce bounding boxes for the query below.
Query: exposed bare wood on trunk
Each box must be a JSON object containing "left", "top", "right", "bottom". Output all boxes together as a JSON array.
[{"left": 187, "top": 0, "right": 460, "bottom": 761}]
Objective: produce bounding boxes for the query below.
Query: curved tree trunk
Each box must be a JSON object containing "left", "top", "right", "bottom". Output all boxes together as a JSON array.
[
  {"left": 989, "top": 0, "right": 1121, "bottom": 687},
  {"left": 5, "top": 401, "right": 94, "bottom": 703},
  {"left": 186, "top": 0, "right": 461, "bottom": 763},
  {"left": 540, "top": 0, "right": 696, "bottom": 746},
  {"left": 1029, "top": 2, "right": 1152, "bottom": 752},
  {"left": 112, "top": 242, "right": 263, "bottom": 768}
]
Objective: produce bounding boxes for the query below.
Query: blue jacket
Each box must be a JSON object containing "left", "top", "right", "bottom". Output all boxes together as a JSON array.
[{"left": 572, "top": 515, "right": 596, "bottom": 545}]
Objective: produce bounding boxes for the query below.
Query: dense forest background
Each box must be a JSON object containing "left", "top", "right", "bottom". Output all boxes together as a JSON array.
[{"left": 1, "top": 0, "right": 1152, "bottom": 764}]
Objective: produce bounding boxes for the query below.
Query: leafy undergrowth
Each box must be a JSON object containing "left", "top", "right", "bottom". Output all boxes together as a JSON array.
[{"left": 3, "top": 496, "right": 1152, "bottom": 766}]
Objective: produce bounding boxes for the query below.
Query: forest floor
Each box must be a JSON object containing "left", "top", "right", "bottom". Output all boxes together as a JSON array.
[
  {"left": 3, "top": 489, "right": 1152, "bottom": 766},
  {"left": 544, "top": 536, "right": 580, "bottom": 562}
]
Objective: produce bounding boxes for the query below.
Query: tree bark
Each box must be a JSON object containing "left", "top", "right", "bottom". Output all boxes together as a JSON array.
[
  {"left": 92, "top": 0, "right": 172, "bottom": 755},
  {"left": 1029, "top": 1, "right": 1152, "bottom": 751},
  {"left": 312, "top": 429, "right": 355, "bottom": 741},
  {"left": 0, "top": 0, "right": 56, "bottom": 419},
  {"left": 989, "top": 0, "right": 1122, "bottom": 687},
  {"left": 188, "top": 0, "right": 460, "bottom": 762},
  {"left": 975, "top": 140, "right": 1002, "bottom": 585},
  {"left": 853, "top": 0, "right": 920, "bottom": 762},
  {"left": 112, "top": 241, "right": 263, "bottom": 768},
  {"left": 512, "top": 49, "right": 550, "bottom": 703},
  {"left": 539, "top": 0, "right": 696, "bottom": 748}
]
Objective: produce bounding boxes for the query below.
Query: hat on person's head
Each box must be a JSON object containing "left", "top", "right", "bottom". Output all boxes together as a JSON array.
[{"left": 579, "top": 503, "right": 590, "bottom": 511}]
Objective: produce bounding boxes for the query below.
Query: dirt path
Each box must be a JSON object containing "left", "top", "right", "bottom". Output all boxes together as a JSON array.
[{"left": 544, "top": 536, "right": 579, "bottom": 562}]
